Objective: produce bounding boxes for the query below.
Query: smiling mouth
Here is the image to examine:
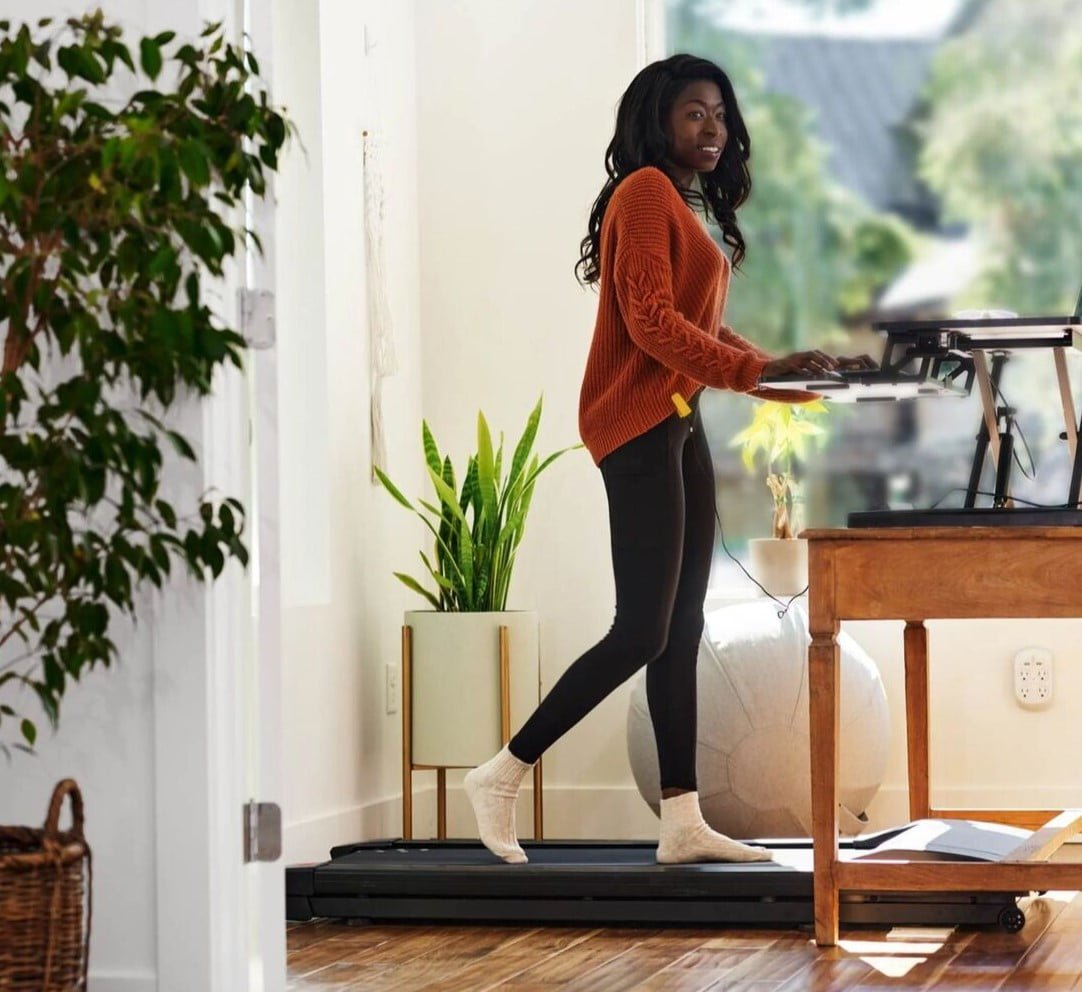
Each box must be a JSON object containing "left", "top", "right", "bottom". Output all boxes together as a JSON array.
[{"left": 698, "top": 146, "right": 721, "bottom": 154}]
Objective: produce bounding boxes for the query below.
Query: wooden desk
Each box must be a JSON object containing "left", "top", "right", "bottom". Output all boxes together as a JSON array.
[{"left": 805, "top": 526, "right": 1082, "bottom": 946}]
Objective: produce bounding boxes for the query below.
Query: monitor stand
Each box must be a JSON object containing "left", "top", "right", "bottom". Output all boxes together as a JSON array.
[{"left": 849, "top": 506, "right": 1082, "bottom": 528}]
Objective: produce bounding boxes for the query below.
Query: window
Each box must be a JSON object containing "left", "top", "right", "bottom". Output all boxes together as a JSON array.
[{"left": 666, "top": 0, "right": 1082, "bottom": 581}]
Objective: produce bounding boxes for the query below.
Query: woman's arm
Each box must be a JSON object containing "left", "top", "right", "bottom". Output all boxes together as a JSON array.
[
  {"left": 610, "top": 171, "right": 767, "bottom": 392},
  {"left": 717, "top": 322, "right": 771, "bottom": 361},
  {"left": 715, "top": 323, "right": 822, "bottom": 403},
  {"left": 614, "top": 248, "right": 767, "bottom": 392}
]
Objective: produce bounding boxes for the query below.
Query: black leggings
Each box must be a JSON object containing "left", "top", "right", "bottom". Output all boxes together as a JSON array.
[{"left": 509, "top": 394, "right": 714, "bottom": 790}]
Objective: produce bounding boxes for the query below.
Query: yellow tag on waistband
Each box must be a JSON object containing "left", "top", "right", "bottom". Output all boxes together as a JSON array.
[{"left": 671, "top": 392, "right": 692, "bottom": 418}]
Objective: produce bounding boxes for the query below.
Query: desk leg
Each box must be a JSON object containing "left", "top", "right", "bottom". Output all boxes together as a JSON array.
[
  {"left": 809, "top": 620, "right": 841, "bottom": 947},
  {"left": 904, "top": 621, "right": 930, "bottom": 821}
]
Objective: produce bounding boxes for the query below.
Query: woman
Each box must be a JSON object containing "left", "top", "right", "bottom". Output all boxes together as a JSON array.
[{"left": 465, "top": 54, "right": 872, "bottom": 865}]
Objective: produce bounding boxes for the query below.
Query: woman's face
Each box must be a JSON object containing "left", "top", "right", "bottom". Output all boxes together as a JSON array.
[{"left": 666, "top": 79, "right": 727, "bottom": 188}]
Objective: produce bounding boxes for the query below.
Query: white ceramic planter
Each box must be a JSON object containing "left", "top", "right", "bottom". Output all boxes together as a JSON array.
[
  {"left": 405, "top": 610, "right": 540, "bottom": 767},
  {"left": 748, "top": 538, "right": 809, "bottom": 597}
]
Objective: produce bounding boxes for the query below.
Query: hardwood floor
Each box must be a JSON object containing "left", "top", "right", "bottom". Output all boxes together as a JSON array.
[{"left": 287, "top": 890, "right": 1082, "bottom": 991}]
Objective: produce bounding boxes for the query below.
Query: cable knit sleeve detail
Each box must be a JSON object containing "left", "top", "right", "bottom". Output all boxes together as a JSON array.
[
  {"left": 614, "top": 249, "right": 766, "bottom": 391},
  {"left": 604, "top": 168, "right": 766, "bottom": 392}
]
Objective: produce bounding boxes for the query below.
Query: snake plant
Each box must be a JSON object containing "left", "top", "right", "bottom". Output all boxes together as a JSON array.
[{"left": 375, "top": 397, "right": 580, "bottom": 611}]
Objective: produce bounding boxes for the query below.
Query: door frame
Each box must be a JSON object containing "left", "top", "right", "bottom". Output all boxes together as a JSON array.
[{"left": 150, "top": 0, "right": 284, "bottom": 987}]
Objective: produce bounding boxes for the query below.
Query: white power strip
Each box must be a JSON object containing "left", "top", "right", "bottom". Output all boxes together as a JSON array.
[{"left": 1013, "top": 647, "right": 1053, "bottom": 708}]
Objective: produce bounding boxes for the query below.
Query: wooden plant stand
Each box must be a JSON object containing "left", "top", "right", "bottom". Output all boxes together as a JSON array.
[{"left": 401, "top": 624, "right": 543, "bottom": 841}]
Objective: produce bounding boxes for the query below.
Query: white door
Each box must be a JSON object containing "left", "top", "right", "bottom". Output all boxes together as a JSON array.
[
  {"left": 241, "top": 0, "right": 287, "bottom": 982},
  {"left": 154, "top": 0, "right": 286, "bottom": 988},
  {"left": 214, "top": 0, "right": 287, "bottom": 983}
]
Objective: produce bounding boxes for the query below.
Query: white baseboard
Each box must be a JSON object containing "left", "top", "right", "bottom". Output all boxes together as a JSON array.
[
  {"left": 867, "top": 785, "right": 1082, "bottom": 833},
  {"left": 539, "top": 784, "right": 1082, "bottom": 839},
  {"left": 284, "top": 794, "right": 415, "bottom": 864},
  {"left": 89, "top": 972, "right": 156, "bottom": 992}
]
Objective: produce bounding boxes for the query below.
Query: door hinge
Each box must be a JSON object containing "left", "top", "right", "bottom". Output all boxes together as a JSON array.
[
  {"left": 243, "top": 800, "right": 282, "bottom": 863},
  {"left": 239, "top": 288, "right": 276, "bottom": 349}
]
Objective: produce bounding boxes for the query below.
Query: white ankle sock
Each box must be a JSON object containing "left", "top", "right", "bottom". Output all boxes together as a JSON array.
[
  {"left": 463, "top": 745, "right": 533, "bottom": 864},
  {"left": 656, "top": 792, "right": 773, "bottom": 864}
]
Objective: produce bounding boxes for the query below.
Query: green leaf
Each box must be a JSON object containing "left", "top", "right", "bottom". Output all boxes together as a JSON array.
[
  {"left": 374, "top": 467, "right": 414, "bottom": 511},
  {"left": 139, "top": 37, "right": 162, "bottom": 79},
  {"left": 440, "top": 455, "right": 456, "bottom": 505},
  {"left": 508, "top": 396, "right": 542, "bottom": 489},
  {"left": 166, "top": 430, "right": 196, "bottom": 460},
  {"left": 427, "top": 467, "right": 468, "bottom": 528},
  {"left": 112, "top": 42, "right": 135, "bottom": 73},
  {"left": 419, "top": 551, "right": 454, "bottom": 591},
  {"left": 417, "top": 498, "right": 444, "bottom": 519},
  {"left": 178, "top": 139, "right": 211, "bottom": 187},
  {"left": 476, "top": 411, "right": 498, "bottom": 527},
  {"left": 420, "top": 421, "right": 443, "bottom": 477},
  {"left": 393, "top": 572, "right": 440, "bottom": 609},
  {"left": 459, "top": 458, "right": 478, "bottom": 513},
  {"left": 520, "top": 444, "right": 580, "bottom": 489},
  {"left": 458, "top": 515, "right": 474, "bottom": 606},
  {"left": 57, "top": 45, "right": 105, "bottom": 83},
  {"left": 493, "top": 435, "right": 504, "bottom": 490},
  {"left": 21, "top": 719, "right": 36, "bottom": 746}
]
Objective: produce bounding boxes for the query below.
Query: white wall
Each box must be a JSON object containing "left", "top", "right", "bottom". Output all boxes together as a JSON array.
[
  {"left": 272, "top": 0, "right": 666, "bottom": 851},
  {"left": 410, "top": 0, "right": 1082, "bottom": 840},
  {"left": 855, "top": 618, "right": 1082, "bottom": 827},
  {"left": 275, "top": 0, "right": 427, "bottom": 860},
  {"left": 412, "top": 0, "right": 666, "bottom": 839},
  {"left": 275, "top": 0, "right": 668, "bottom": 857}
]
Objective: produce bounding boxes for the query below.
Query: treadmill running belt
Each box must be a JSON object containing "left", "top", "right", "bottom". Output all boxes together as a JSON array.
[{"left": 287, "top": 834, "right": 1027, "bottom": 932}]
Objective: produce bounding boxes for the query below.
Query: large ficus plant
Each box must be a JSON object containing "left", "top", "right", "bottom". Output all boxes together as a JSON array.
[
  {"left": 375, "top": 397, "right": 580, "bottom": 612},
  {"left": 0, "top": 13, "right": 289, "bottom": 752}
]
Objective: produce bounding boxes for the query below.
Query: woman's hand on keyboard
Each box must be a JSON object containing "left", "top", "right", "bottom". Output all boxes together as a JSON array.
[
  {"left": 761, "top": 350, "right": 839, "bottom": 378},
  {"left": 835, "top": 354, "right": 879, "bottom": 371}
]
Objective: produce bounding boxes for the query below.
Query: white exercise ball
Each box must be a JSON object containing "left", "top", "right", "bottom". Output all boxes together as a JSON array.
[{"left": 627, "top": 599, "right": 889, "bottom": 838}]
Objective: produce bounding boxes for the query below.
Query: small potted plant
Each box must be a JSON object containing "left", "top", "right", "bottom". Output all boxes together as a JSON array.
[
  {"left": 730, "top": 399, "right": 829, "bottom": 596},
  {"left": 375, "top": 397, "right": 579, "bottom": 769}
]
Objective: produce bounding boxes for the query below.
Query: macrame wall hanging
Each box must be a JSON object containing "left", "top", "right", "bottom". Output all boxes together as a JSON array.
[{"left": 363, "top": 128, "right": 398, "bottom": 482}]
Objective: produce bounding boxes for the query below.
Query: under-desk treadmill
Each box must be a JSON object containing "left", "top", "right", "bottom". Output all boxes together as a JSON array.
[{"left": 286, "top": 822, "right": 1029, "bottom": 932}]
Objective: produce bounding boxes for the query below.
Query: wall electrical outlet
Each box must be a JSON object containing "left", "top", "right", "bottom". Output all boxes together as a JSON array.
[
  {"left": 1013, "top": 647, "right": 1053, "bottom": 708},
  {"left": 385, "top": 663, "right": 400, "bottom": 715}
]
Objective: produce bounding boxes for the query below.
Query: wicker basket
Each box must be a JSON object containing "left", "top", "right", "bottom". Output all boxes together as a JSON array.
[{"left": 0, "top": 779, "right": 92, "bottom": 992}]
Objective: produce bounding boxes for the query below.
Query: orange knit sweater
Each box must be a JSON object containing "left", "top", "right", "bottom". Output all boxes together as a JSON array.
[{"left": 578, "top": 166, "right": 810, "bottom": 465}]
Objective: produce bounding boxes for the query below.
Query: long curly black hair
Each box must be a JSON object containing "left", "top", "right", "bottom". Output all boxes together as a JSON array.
[{"left": 576, "top": 54, "right": 752, "bottom": 287}]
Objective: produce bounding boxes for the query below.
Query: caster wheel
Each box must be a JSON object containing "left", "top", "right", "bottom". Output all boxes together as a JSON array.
[{"left": 999, "top": 905, "right": 1025, "bottom": 933}]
